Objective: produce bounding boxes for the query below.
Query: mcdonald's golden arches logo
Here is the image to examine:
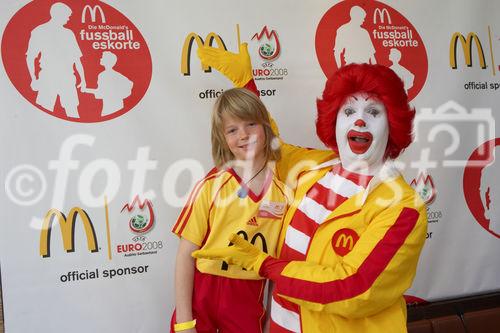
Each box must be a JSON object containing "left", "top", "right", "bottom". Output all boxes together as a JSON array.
[
  {"left": 181, "top": 32, "right": 227, "bottom": 75},
  {"left": 81, "top": 5, "right": 106, "bottom": 23},
  {"left": 449, "top": 32, "right": 486, "bottom": 69},
  {"left": 373, "top": 7, "right": 391, "bottom": 24},
  {"left": 40, "top": 207, "right": 99, "bottom": 258},
  {"left": 332, "top": 228, "right": 359, "bottom": 256}
]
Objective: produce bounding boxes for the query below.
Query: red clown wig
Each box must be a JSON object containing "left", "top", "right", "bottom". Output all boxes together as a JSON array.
[{"left": 316, "top": 63, "right": 415, "bottom": 159}]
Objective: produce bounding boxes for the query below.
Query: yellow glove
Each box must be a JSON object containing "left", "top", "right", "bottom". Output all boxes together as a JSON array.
[
  {"left": 197, "top": 43, "right": 253, "bottom": 88},
  {"left": 192, "top": 233, "right": 269, "bottom": 273}
]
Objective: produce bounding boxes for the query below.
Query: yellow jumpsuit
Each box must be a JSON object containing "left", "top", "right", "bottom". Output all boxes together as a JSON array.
[{"left": 261, "top": 144, "right": 427, "bottom": 333}]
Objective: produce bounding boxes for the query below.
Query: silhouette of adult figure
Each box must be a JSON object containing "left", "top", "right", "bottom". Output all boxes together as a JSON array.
[
  {"left": 83, "top": 51, "right": 133, "bottom": 116},
  {"left": 26, "top": 2, "right": 86, "bottom": 118},
  {"left": 389, "top": 48, "right": 414, "bottom": 93},
  {"left": 480, "top": 148, "right": 500, "bottom": 234},
  {"left": 334, "top": 6, "right": 376, "bottom": 67}
]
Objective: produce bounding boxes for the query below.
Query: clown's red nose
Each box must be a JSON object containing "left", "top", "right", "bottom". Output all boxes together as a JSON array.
[{"left": 354, "top": 119, "right": 366, "bottom": 127}]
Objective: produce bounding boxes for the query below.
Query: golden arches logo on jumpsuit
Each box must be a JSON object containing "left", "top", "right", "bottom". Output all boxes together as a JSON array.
[{"left": 332, "top": 228, "right": 359, "bottom": 257}]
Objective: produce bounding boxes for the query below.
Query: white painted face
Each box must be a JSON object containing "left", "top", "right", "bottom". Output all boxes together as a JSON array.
[{"left": 335, "top": 92, "right": 389, "bottom": 174}]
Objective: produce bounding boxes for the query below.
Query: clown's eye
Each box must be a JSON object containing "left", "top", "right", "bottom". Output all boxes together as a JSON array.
[
  {"left": 344, "top": 108, "right": 355, "bottom": 116},
  {"left": 367, "top": 108, "right": 380, "bottom": 117}
]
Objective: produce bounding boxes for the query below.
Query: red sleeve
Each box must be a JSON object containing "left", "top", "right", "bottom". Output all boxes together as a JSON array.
[
  {"left": 259, "top": 256, "right": 287, "bottom": 280},
  {"left": 259, "top": 207, "right": 423, "bottom": 310}
]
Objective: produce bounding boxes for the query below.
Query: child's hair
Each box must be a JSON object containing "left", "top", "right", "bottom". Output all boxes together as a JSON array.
[{"left": 211, "top": 88, "right": 280, "bottom": 167}]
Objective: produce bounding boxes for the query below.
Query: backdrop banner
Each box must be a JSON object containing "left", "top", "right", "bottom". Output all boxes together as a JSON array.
[{"left": 1, "top": 0, "right": 499, "bottom": 331}]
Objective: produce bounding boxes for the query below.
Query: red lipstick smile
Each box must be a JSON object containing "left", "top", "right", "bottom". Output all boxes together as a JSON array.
[{"left": 347, "top": 130, "right": 373, "bottom": 154}]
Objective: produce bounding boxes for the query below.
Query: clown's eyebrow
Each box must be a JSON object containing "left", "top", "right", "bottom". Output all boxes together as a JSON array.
[{"left": 352, "top": 96, "right": 359, "bottom": 101}]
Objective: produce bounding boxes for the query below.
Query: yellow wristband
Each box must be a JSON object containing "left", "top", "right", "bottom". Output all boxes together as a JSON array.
[{"left": 174, "top": 319, "right": 196, "bottom": 332}]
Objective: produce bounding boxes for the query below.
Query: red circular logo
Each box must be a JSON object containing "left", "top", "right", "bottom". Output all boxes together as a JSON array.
[
  {"left": 315, "top": 0, "right": 428, "bottom": 101},
  {"left": 1, "top": 0, "right": 152, "bottom": 123},
  {"left": 463, "top": 138, "right": 500, "bottom": 238},
  {"left": 332, "top": 228, "right": 359, "bottom": 256}
]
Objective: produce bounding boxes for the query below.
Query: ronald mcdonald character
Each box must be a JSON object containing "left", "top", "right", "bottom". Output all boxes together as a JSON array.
[{"left": 193, "top": 44, "right": 427, "bottom": 333}]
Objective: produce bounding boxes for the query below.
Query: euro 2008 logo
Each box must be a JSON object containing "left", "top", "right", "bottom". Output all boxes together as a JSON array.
[
  {"left": 315, "top": 0, "right": 428, "bottom": 101},
  {"left": 121, "top": 196, "right": 155, "bottom": 234},
  {"left": 1, "top": 0, "right": 152, "bottom": 123}
]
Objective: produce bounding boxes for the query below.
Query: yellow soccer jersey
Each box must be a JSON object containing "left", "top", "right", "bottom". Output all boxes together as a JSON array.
[{"left": 172, "top": 167, "right": 289, "bottom": 280}]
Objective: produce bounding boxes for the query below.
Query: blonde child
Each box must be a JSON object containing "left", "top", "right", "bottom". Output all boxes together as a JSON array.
[{"left": 171, "top": 88, "right": 288, "bottom": 333}]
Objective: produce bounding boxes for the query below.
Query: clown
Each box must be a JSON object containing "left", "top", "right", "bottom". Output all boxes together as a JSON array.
[{"left": 193, "top": 44, "right": 427, "bottom": 333}]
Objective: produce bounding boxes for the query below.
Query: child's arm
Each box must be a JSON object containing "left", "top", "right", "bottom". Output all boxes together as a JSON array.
[
  {"left": 174, "top": 238, "right": 199, "bottom": 333},
  {"left": 172, "top": 170, "right": 217, "bottom": 332}
]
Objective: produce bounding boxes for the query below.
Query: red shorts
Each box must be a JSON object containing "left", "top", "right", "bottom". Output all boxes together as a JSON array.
[{"left": 171, "top": 269, "right": 266, "bottom": 333}]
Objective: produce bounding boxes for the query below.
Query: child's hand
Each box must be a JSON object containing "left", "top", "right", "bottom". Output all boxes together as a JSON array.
[
  {"left": 192, "top": 233, "right": 269, "bottom": 273},
  {"left": 197, "top": 43, "right": 253, "bottom": 88}
]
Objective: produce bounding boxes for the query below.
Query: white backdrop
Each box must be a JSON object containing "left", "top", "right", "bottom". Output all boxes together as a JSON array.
[{"left": 1, "top": 0, "right": 499, "bottom": 332}]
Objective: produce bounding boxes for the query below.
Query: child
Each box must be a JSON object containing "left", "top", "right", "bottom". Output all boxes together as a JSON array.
[
  {"left": 82, "top": 51, "right": 133, "bottom": 116},
  {"left": 171, "top": 88, "right": 289, "bottom": 333}
]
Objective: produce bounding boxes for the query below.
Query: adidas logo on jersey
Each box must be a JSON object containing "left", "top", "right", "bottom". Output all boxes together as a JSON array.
[{"left": 247, "top": 217, "right": 259, "bottom": 226}]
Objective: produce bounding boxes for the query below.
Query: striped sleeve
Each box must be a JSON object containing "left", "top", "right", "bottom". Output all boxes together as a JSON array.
[
  {"left": 172, "top": 168, "right": 219, "bottom": 246},
  {"left": 259, "top": 202, "right": 427, "bottom": 318}
]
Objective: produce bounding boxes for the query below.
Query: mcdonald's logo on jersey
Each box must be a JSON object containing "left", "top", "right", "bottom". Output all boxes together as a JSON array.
[
  {"left": 449, "top": 32, "right": 487, "bottom": 69},
  {"left": 40, "top": 207, "right": 99, "bottom": 258},
  {"left": 373, "top": 7, "right": 391, "bottom": 24},
  {"left": 181, "top": 32, "right": 227, "bottom": 76},
  {"left": 81, "top": 5, "right": 106, "bottom": 23},
  {"left": 332, "top": 228, "right": 359, "bottom": 257}
]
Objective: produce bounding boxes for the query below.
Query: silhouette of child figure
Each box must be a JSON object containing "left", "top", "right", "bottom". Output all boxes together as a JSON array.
[
  {"left": 84, "top": 51, "right": 133, "bottom": 116},
  {"left": 481, "top": 149, "right": 500, "bottom": 235},
  {"left": 389, "top": 48, "right": 414, "bottom": 93}
]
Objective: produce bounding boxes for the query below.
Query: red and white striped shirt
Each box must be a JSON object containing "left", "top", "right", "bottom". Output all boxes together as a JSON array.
[
  {"left": 280, "top": 165, "right": 372, "bottom": 261},
  {"left": 272, "top": 165, "right": 372, "bottom": 333}
]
